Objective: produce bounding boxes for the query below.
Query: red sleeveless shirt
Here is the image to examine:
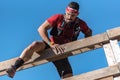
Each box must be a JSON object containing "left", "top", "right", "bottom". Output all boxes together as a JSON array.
[{"left": 47, "top": 14, "right": 89, "bottom": 44}]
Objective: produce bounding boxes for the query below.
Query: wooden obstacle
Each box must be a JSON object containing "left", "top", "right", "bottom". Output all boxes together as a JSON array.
[{"left": 0, "top": 26, "right": 120, "bottom": 80}]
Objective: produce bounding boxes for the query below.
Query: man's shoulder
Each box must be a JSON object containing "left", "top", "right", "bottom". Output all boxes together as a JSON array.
[
  {"left": 75, "top": 17, "right": 87, "bottom": 26},
  {"left": 48, "top": 14, "right": 64, "bottom": 21},
  {"left": 76, "top": 17, "right": 86, "bottom": 23}
]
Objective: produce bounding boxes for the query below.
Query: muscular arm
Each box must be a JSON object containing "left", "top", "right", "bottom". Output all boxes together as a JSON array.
[
  {"left": 38, "top": 20, "right": 52, "bottom": 45},
  {"left": 38, "top": 20, "right": 65, "bottom": 54}
]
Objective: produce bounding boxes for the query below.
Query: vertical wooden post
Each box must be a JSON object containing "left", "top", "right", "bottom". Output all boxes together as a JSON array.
[
  {"left": 103, "top": 43, "right": 116, "bottom": 65},
  {"left": 103, "top": 40, "right": 120, "bottom": 80}
]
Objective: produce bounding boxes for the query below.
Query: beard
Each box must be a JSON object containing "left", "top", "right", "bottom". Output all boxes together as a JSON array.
[{"left": 65, "top": 18, "right": 73, "bottom": 23}]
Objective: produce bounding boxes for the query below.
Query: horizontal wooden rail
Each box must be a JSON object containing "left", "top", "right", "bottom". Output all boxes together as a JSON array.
[{"left": 62, "top": 63, "right": 120, "bottom": 80}]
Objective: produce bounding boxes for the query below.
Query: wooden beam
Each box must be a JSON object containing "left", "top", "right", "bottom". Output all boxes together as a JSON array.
[
  {"left": 62, "top": 63, "right": 120, "bottom": 80},
  {"left": 99, "top": 76, "right": 113, "bottom": 80},
  {"left": 103, "top": 43, "right": 116, "bottom": 65},
  {"left": 109, "top": 40, "right": 120, "bottom": 63},
  {"left": 107, "top": 27, "right": 120, "bottom": 40},
  {"left": 0, "top": 27, "right": 120, "bottom": 76}
]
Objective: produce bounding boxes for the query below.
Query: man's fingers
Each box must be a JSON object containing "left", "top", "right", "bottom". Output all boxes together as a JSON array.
[
  {"left": 55, "top": 46, "right": 65, "bottom": 55},
  {"left": 51, "top": 44, "right": 65, "bottom": 55},
  {"left": 57, "top": 47, "right": 64, "bottom": 54}
]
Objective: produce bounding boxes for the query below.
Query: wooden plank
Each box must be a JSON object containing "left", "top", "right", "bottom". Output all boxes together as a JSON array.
[
  {"left": 114, "top": 77, "right": 120, "bottom": 80},
  {"left": 62, "top": 63, "right": 120, "bottom": 80},
  {"left": 62, "top": 32, "right": 108, "bottom": 53},
  {"left": 103, "top": 43, "right": 116, "bottom": 66},
  {"left": 109, "top": 40, "right": 120, "bottom": 80},
  {"left": 109, "top": 40, "right": 120, "bottom": 63},
  {"left": 99, "top": 76, "right": 113, "bottom": 80},
  {"left": 107, "top": 26, "right": 120, "bottom": 40}
]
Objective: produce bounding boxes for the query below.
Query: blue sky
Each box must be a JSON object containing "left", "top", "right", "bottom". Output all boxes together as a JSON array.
[{"left": 0, "top": 0, "right": 120, "bottom": 80}]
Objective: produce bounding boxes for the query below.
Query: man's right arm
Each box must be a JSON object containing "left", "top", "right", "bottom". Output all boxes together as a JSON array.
[{"left": 38, "top": 20, "right": 65, "bottom": 54}]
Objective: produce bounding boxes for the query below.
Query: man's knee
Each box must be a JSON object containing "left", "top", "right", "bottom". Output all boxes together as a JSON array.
[
  {"left": 31, "top": 41, "right": 41, "bottom": 47},
  {"left": 29, "top": 41, "right": 45, "bottom": 50},
  {"left": 20, "top": 41, "right": 45, "bottom": 61}
]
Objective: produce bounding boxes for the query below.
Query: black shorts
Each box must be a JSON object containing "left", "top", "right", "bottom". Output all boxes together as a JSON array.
[{"left": 43, "top": 41, "right": 73, "bottom": 77}]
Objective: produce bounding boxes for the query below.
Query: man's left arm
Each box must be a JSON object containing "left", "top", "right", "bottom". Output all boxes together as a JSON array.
[{"left": 84, "top": 28, "right": 92, "bottom": 38}]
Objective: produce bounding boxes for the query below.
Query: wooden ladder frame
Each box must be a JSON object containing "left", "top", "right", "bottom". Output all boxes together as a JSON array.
[{"left": 1, "top": 27, "right": 120, "bottom": 80}]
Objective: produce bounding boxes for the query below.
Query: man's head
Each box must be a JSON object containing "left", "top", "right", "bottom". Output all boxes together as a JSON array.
[
  {"left": 67, "top": 1, "right": 79, "bottom": 11},
  {"left": 65, "top": 2, "right": 79, "bottom": 23}
]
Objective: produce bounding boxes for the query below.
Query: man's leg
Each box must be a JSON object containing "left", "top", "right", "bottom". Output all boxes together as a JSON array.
[
  {"left": 52, "top": 58, "right": 73, "bottom": 79},
  {"left": 6, "top": 41, "right": 46, "bottom": 78}
]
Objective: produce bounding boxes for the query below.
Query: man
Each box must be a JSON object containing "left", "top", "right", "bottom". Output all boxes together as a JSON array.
[{"left": 6, "top": 1, "right": 92, "bottom": 79}]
